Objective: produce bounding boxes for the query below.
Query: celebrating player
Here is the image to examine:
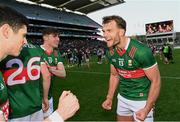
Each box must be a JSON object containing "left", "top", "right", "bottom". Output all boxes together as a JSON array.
[
  {"left": 0, "top": 5, "right": 79, "bottom": 122},
  {"left": 101, "top": 15, "right": 161, "bottom": 121},
  {"left": 40, "top": 27, "right": 66, "bottom": 118}
]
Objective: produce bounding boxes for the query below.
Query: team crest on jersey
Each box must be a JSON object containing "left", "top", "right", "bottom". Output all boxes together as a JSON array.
[
  {"left": 128, "top": 60, "right": 132, "bottom": 66},
  {"left": 48, "top": 57, "right": 53, "bottom": 64}
]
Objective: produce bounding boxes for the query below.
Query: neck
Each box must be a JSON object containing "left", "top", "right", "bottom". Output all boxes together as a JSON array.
[
  {"left": 42, "top": 43, "right": 53, "bottom": 52},
  {"left": 116, "top": 36, "right": 128, "bottom": 50}
]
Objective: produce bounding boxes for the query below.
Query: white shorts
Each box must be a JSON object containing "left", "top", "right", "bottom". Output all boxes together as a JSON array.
[
  {"left": 43, "top": 97, "right": 54, "bottom": 118},
  {"left": 117, "top": 94, "right": 153, "bottom": 122},
  {"left": 9, "top": 109, "right": 43, "bottom": 122}
]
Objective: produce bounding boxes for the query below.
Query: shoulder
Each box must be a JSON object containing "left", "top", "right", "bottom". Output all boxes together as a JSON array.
[{"left": 130, "top": 39, "right": 152, "bottom": 56}]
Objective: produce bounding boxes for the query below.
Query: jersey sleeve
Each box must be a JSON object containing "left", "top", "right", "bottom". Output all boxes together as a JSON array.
[
  {"left": 57, "top": 51, "right": 63, "bottom": 63},
  {"left": 38, "top": 48, "right": 46, "bottom": 65},
  {"left": 137, "top": 47, "right": 157, "bottom": 69}
]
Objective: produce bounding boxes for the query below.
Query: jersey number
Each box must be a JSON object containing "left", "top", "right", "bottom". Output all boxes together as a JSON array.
[{"left": 6, "top": 57, "right": 40, "bottom": 86}]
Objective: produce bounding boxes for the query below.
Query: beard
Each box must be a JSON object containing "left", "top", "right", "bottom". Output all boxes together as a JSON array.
[
  {"left": 112, "top": 39, "right": 120, "bottom": 47},
  {"left": 108, "top": 36, "right": 120, "bottom": 49}
]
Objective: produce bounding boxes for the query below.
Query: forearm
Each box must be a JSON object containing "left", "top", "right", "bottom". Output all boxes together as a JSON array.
[
  {"left": 50, "top": 69, "right": 66, "bottom": 78},
  {"left": 106, "top": 74, "right": 119, "bottom": 100},
  {"left": 41, "top": 64, "right": 51, "bottom": 100},
  {"left": 143, "top": 64, "right": 161, "bottom": 113},
  {"left": 43, "top": 77, "right": 51, "bottom": 100},
  {"left": 145, "top": 79, "right": 161, "bottom": 112}
]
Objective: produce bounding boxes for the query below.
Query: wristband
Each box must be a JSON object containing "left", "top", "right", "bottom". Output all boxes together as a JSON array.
[{"left": 49, "top": 111, "right": 64, "bottom": 122}]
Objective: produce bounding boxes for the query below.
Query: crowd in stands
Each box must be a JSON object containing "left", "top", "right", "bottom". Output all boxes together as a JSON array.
[
  {"left": 59, "top": 39, "right": 106, "bottom": 67},
  {"left": 146, "top": 21, "right": 173, "bottom": 35},
  {"left": 27, "top": 38, "right": 107, "bottom": 67}
]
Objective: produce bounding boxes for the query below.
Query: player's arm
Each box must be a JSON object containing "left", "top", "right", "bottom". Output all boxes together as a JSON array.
[
  {"left": 49, "top": 62, "right": 66, "bottom": 78},
  {"left": 102, "top": 64, "right": 119, "bottom": 110},
  {"left": 41, "top": 62, "right": 51, "bottom": 112},
  {"left": 107, "top": 64, "right": 119, "bottom": 100},
  {"left": 44, "top": 91, "right": 80, "bottom": 122},
  {"left": 136, "top": 64, "right": 161, "bottom": 121},
  {"left": 144, "top": 64, "right": 161, "bottom": 112},
  {"left": 0, "top": 110, "right": 5, "bottom": 122}
]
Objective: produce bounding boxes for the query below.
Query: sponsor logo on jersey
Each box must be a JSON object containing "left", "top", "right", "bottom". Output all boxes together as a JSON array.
[
  {"left": 23, "top": 43, "right": 36, "bottom": 48},
  {"left": 115, "top": 68, "right": 145, "bottom": 78},
  {"left": 128, "top": 60, "right": 132, "bottom": 66},
  {"left": 112, "top": 59, "right": 116, "bottom": 62}
]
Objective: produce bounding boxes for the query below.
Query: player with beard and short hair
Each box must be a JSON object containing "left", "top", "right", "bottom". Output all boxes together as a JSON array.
[{"left": 101, "top": 15, "right": 161, "bottom": 121}]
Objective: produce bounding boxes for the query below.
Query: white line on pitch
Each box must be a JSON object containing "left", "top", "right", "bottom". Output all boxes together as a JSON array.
[{"left": 67, "top": 70, "right": 180, "bottom": 79}]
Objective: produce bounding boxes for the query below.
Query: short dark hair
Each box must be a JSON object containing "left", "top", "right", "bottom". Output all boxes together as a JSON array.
[
  {"left": 0, "top": 5, "right": 28, "bottom": 33},
  {"left": 42, "top": 27, "right": 59, "bottom": 36},
  {"left": 102, "top": 15, "right": 126, "bottom": 31}
]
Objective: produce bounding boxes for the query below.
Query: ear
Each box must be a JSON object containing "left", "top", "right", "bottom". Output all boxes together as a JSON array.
[
  {"left": 119, "top": 29, "right": 125, "bottom": 36},
  {"left": 0, "top": 24, "right": 11, "bottom": 39},
  {"left": 43, "top": 35, "right": 48, "bottom": 41}
]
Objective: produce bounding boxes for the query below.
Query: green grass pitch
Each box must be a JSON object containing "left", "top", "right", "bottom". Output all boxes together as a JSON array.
[{"left": 52, "top": 49, "right": 180, "bottom": 121}]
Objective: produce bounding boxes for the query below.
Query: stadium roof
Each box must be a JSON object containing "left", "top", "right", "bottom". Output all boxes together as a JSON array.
[{"left": 27, "top": 0, "right": 125, "bottom": 14}]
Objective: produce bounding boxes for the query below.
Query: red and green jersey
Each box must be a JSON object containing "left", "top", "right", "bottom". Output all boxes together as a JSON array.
[
  {"left": 0, "top": 43, "right": 43, "bottom": 119},
  {"left": 0, "top": 72, "right": 9, "bottom": 121},
  {"left": 40, "top": 45, "right": 63, "bottom": 99},
  {"left": 106, "top": 38, "right": 157, "bottom": 100}
]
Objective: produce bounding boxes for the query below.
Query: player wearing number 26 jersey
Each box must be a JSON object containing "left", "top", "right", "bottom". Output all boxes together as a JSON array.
[{"left": 0, "top": 43, "right": 44, "bottom": 119}]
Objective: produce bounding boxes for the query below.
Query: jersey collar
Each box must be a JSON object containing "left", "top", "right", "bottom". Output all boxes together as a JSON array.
[
  {"left": 40, "top": 45, "right": 53, "bottom": 55},
  {"left": 116, "top": 38, "right": 130, "bottom": 56}
]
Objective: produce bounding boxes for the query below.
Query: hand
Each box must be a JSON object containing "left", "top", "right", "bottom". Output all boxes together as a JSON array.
[
  {"left": 42, "top": 98, "right": 49, "bottom": 112},
  {"left": 135, "top": 108, "right": 149, "bottom": 121},
  {"left": 56, "top": 91, "right": 80, "bottom": 120},
  {"left": 0, "top": 111, "right": 5, "bottom": 122},
  {"left": 44, "top": 61, "right": 55, "bottom": 70},
  {"left": 48, "top": 66, "right": 56, "bottom": 74},
  {"left": 102, "top": 98, "right": 112, "bottom": 110}
]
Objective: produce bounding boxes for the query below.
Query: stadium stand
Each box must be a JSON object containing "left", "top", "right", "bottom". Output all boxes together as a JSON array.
[
  {"left": 27, "top": 0, "right": 125, "bottom": 14},
  {"left": 145, "top": 20, "right": 176, "bottom": 47},
  {"left": 0, "top": 0, "right": 103, "bottom": 45},
  {"left": 0, "top": 0, "right": 108, "bottom": 63}
]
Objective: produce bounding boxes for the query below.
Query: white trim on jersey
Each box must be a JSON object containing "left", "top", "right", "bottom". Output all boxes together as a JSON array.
[
  {"left": 58, "top": 62, "right": 63, "bottom": 65},
  {"left": 143, "top": 62, "right": 157, "bottom": 70}
]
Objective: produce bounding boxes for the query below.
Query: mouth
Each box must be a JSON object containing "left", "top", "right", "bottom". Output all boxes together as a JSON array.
[{"left": 105, "top": 38, "right": 111, "bottom": 41}]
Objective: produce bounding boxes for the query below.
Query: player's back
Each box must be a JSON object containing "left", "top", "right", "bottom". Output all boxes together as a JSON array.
[{"left": 0, "top": 43, "right": 43, "bottom": 119}]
